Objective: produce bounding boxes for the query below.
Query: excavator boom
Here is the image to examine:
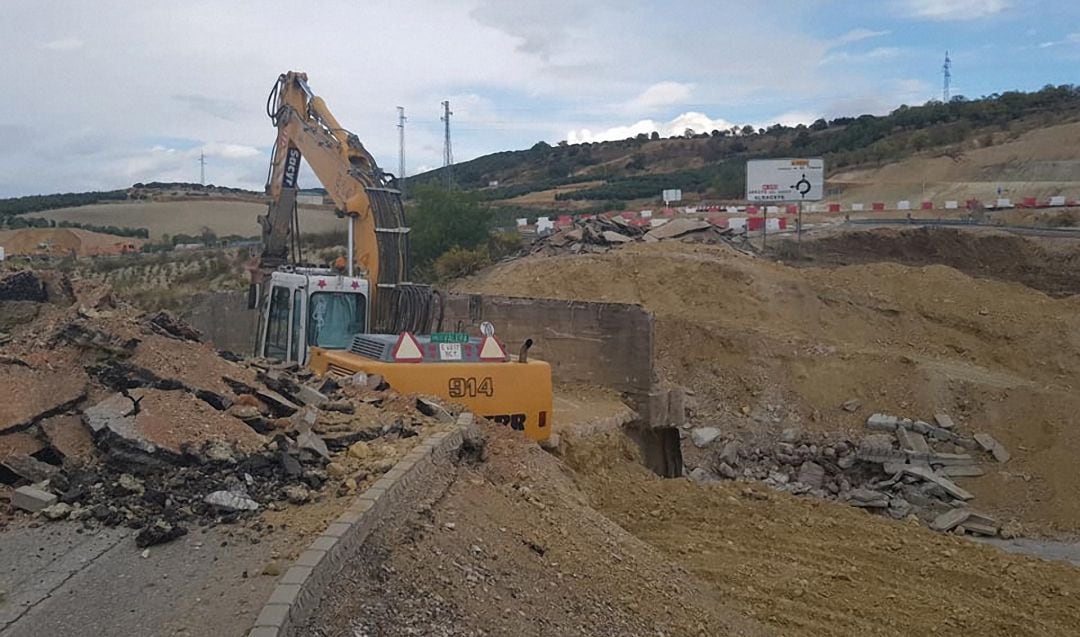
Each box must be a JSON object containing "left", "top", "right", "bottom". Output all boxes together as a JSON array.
[{"left": 258, "top": 71, "right": 415, "bottom": 331}]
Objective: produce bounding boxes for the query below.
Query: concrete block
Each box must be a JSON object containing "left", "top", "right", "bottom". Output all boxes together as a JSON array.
[
  {"left": 253, "top": 603, "right": 290, "bottom": 630},
  {"left": 939, "top": 465, "right": 984, "bottom": 477},
  {"left": 12, "top": 485, "right": 57, "bottom": 512},
  {"left": 320, "top": 523, "right": 351, "bottom": 539},
  {"left": 645, "top": 389, "right": 669, "bottom": 428},
  {"left": 307, "top": 536, "right": 338, "bottom": 552},
  {"left": 293, "top": 550, "right": 327, "bottom": 568},
  {"left": 934, "top": 413, "right": 956, "bottom": 429},
  {"left": 267, "top": 584, "right": 302, "bottom": 607},
  {"left": 281, "top": 565, "right": 314, "bottom": 586},
  {"left": 334, "top": 510, "right": 362, "bottom": 526},
  {"left": 900, "top": 465, "right": 974, "bottom": 500},
  {"left": 866, "top": 413, "right": 898, "bottom": 431},
  {"left": 897, "top": 429, "right": 930, "bottom": 454}
]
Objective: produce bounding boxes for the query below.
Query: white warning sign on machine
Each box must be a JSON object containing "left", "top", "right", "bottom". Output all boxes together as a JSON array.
[{"left": 746, "top": 158, "right": 824, "bottom": 202}]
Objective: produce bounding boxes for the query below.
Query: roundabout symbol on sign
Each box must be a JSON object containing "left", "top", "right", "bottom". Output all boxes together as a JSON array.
[{"left": 793, "top": 174, "right": 812, "bottom": 198}]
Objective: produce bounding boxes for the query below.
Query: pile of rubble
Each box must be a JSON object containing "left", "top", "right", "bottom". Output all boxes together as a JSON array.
[
  {"left": 532, "top": 216, "right": 747, "bottom": 256},
  {"left": 689, "top": 411, "right": 1013, "bottom": 537},
  {"left": 0, "top": 269, "right": 460, "bottom": 547}
]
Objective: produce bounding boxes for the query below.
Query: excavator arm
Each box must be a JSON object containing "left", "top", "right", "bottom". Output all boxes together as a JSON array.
[{"left": 258, "top": 72, "right": 425, "bottom": 331}]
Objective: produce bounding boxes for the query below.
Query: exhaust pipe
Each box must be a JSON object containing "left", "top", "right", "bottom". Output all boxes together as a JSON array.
[{"left": 518, "top": 338, "right": 533, "bottom": 363}]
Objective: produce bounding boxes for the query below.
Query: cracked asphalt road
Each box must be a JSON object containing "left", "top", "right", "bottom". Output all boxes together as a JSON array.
[{"left": 0, "top": 520, "right": 279, "bottom": 637}]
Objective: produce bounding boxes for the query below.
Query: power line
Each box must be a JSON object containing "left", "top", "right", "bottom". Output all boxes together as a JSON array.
[{"left": 441, "top": 100, "right": 453, "bottom": 188}]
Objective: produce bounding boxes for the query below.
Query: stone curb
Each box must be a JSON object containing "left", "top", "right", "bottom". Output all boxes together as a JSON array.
[{"left": 247, "top": 425, "right": 466, "bottom": 637}]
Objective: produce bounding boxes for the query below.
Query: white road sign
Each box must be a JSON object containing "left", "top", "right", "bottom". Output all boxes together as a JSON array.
[
  {"left": 662, "top": 189, "right": 682, "bottom": 204},
  {"left": 746, "top": 158, "right": 824, "bottom": 202}
]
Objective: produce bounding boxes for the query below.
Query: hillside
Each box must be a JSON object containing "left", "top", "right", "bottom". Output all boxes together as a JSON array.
[
  {"left": 25, "top": 200, "right": 342, "bottom": 241},
  {"left": 406, "top": 85, "right": 1080, "bottom": 210}
]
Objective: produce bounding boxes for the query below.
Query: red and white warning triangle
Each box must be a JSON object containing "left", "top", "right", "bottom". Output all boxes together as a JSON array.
[
  {"left": 478, "top": 336, "right": 507, "bottom": 361},
  {"left": 391, "top": 332, "right": 424, "bottom": 362}
]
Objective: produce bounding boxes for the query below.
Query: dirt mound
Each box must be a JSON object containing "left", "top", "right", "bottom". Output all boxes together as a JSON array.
[
  {"left": 456, "top": 243, "right": 1080, "bottom": 534},
  {"left": 563, "top": 430, "right": 1080, "bottom": 637},
  {"left": 0, "top": 228, "right": 144, "bottom": 257},
  {"left": 305, "top": 425, "right": 773, "bottom": 637},
  {"left": 777, "top": 226, "right": 1080, "bottom": 297},
  {"left": 308, "top": 423, "right": 1080, "bottom": 637}
]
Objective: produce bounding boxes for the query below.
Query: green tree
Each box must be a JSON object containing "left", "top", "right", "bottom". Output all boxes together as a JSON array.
[{"left": 407, "top": 184, "right": 493, "bottom": 270}]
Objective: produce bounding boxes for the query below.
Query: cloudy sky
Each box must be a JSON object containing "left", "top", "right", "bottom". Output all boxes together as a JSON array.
[{"left": 2, "top": 0, "right": 1079, "bottom": 197}]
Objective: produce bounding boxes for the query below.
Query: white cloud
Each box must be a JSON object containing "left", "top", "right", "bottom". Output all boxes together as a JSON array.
[
  {"left": 903, "top": 0, "right": 1009, "bottom": 21},
  {"left": 567, "top": 111, "right": 735, "bottom": 144},
  {"left": 40, "top": 37, "right": 84, "bottom": 51},
  {"left": 823, "top": 46, "right": 904, "bottom": 64},
  {"left": 623, "top": 81, "right": 694, "bottom": 113},
  {"left": 832, "top": 28, "right": 890, "bottom": 47},
  {"left": 1037, "top": 33, "right": 1080, "bottom": 48}
]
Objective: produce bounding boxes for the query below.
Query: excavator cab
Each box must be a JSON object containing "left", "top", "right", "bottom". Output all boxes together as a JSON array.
[{"left": 257, "top": 268, "right": 369, "bottom": 366}]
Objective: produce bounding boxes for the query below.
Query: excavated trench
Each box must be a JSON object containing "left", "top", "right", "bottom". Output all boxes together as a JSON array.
[{"left": 772, "top": 226, "right": 1080, "bottom": 297}]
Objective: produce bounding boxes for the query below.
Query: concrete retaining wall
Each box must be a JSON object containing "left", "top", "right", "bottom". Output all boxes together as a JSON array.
[
  {"left": 442, "top": 294, "right": 656, "bottom": 406},
  {"left": 247, "top": 427, "right": 465, "bottom": 637},
  {"left": 181, "top": 290, "right": 259, "bottom": 356}
]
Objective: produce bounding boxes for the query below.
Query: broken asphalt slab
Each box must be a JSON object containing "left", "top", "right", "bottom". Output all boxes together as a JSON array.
[{"left": 0, "top": 364, "right": 87, "bottom": 434}]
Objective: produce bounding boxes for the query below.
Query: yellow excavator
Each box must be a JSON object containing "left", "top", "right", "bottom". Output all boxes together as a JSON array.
[{"left": 252, "top": 71, "right": 552, "bottom": 441}]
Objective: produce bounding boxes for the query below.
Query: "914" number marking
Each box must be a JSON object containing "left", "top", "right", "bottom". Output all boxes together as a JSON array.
[{"left": 448, "top": 376, "right": 494, "bottom": 398}]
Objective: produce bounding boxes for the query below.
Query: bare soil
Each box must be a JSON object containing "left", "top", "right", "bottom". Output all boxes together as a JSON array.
[
  {"left": 304, "top": 424, "right": 1080, "bottom": 637},
  {"left": 455, "top": 240, "right": 1080, "bottom": 535}
]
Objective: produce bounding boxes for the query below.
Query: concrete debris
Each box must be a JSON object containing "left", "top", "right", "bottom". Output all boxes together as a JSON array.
[
  {"left": 136, "top": 519, "right": 187, "bottom": 548},
  {"left": 796, "top": 461, "right": 825, "bottom": 489},
  {"left": 40, "top": 415, "right": 95, "bottom": 467},
  {"left": 841, "top": 399, "right": 862, "bottom": 412},
  {"left": 644, "top": 218, "right": 712, "bottom": 241},
  {"left": 283, "top": 484, "right": 312, "bottom": 504},
  {"left": 2, "top": 453, "right": 60, "bottom": 483},
  {"left": 690, "top": 427, "right": 723, "bottom": 448},
  {"left": 204, "top": 490, "right": 260, "bottom": 512},
  {"left": 416, "top": 397, "right": 455, "bottom": 423},
  {"left": 931, "top": 508, "right": 999, "bottom": 535},
  {"left": 695, "top": 410, "right": 1007, "bottom": 537},
  {"left": 601, "top": 231, "right": 633, "bottom": 243},
  {"left": 532, "top": 215, "right": 741, "bottom": 256},
  {"left": 0, "top": 432, "right": 46, "bottom": 460},
  {"left": 934, "top": 413, "right": 956, "bottom": 429},
  {"left": 0, "top": 271, "right": 47, "bottom": 302},
  {"left": 41, "top": 502, "right": 72, "bottom": 520},
  {"left": 145, "top": 311, "right": 202, "bottom": 342},
  {"left": 974, "top": 432, "right": 1010, "bottom": 463},
  {"left": 296, "top": 428, "right": 330, "bottom": 460},
  {"left": 12, "top": 485, "right": 57, "bottom": 512}
]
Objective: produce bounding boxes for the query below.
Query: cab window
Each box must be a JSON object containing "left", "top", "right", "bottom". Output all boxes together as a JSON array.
[
  {"left": 308, "top": 292, "right": 366, "bottom": 349},
  {"left": 263, "top": 286, "right": 291, "bottom": 359}
]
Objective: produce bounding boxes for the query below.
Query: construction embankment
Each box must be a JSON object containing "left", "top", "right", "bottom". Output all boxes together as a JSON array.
[{"left": 456, "top": 229, "right": 1080, "bottom": 537}]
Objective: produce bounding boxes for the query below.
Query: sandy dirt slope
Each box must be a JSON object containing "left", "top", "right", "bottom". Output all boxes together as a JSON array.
[
  {"left": 25, "top": 200, "right": 343, "bottom": 240},
  {"left": 455, "top": 241, "right": 1080, "bottom": 534},
  {"left": 830, "top": 120, "right": 1080, "bottom": 203},
  {"left": 305, "top": 425, "right": 1080, "bottom": 637}
]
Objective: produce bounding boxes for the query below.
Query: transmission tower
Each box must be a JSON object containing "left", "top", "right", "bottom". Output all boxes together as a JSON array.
[
  {"left": 397, "top": 106, "right": 406, "bottom": 196},
  {"left": 198, "top": 151, "right": 207, "bottom": 186},
  {"left": 942, "top": 51, "right": 952, "bottom": 102},
  {"left": 441, "top": 100, "right": 453, "bottom": 188}
]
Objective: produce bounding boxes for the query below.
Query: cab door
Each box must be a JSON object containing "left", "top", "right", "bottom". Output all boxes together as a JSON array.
[{"left": 261, "top": 283, "right": 307, "bottom": 363}]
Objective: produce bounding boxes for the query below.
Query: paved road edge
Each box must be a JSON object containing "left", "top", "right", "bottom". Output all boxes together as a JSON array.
[{"left": 247, "top": 425, "right": 466, "bottom": 637}]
